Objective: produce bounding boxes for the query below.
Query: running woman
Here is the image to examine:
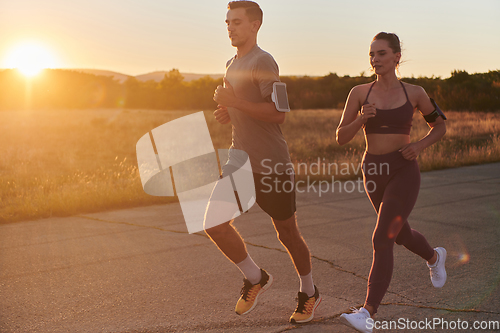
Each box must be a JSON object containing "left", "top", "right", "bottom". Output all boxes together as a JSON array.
[
  {"left": 204, "top": 1, "right": 321, "bottom": 323},
  {"left": 336, "top": 32, "right": 447, "bottom": 333}
]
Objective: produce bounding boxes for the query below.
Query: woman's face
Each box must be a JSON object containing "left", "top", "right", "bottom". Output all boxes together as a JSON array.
[{"left": 369, "top": 39, "right": 401, "bottom": 76}]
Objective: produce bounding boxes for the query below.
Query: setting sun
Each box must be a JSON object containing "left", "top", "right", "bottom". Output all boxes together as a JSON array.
[{"left": 4, "top": 42, "right": 56, "bottom": 77}]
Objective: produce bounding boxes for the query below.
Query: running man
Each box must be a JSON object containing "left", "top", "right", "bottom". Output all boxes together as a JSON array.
[{"left": 204, "top": 0, "right": 321, "bottom": 324}]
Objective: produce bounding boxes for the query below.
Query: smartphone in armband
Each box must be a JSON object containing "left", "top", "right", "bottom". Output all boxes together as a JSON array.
[{"left": 271, "top": 82, "right": 290, "bottom": 112}]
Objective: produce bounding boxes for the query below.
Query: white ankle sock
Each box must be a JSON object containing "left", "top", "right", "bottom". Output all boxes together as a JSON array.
[
  {"left": 299, "top": 272, "right": 315, "bottom": 297},
  {"left": 236, "top": 254, "right": 262, "bottom": 285},
  {"left": 428, "top": 249, "right": 439, "bottom": 268}
]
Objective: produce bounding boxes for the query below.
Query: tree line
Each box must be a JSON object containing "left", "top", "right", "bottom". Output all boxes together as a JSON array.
[{"left": 0, "top": 68, "right": 498, "bottom": 111}]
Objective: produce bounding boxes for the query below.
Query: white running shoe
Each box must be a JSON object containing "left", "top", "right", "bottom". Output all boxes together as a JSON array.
[
  {"left": 427, "top": 247, "right": 447, "bottom": 288},
  {"left": 340, "top": 307, "right": 372, "bottom": 333}
]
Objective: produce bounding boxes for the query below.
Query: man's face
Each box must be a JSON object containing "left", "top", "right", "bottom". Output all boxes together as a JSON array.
[{"left": 225, "top": 8, "right": 259, "bottom": 47}]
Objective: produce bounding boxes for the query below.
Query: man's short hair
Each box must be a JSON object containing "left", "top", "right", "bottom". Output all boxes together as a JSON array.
[{"left": 227, "top": 1, "right": 263, "bottom": 26}]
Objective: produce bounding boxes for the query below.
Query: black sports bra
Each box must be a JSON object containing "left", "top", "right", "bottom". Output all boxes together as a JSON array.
[{"left": 362, "top": 81, "right": 413, "bottom": 135}]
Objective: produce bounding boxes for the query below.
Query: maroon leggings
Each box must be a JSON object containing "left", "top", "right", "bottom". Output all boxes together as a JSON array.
[{"left": 362, "top": 150, "right": 434, "bottom": 314}]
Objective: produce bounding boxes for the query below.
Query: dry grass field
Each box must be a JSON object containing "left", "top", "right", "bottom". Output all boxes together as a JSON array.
[{"left": 1, "top": 108, "right": 499, "bottom": 223}]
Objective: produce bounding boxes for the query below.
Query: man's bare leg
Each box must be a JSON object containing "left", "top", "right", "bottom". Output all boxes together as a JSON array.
[
  {"left": 205, "top": 219, "right": 273, "bottom": 315},
  {"left": 272, "top": 212, "right": 314, "bottom": 296},
  {"left": 205, "top": 220, "right": 247, "bottom": 264},
  {"left": 205, "top": 220, "right": 262, "bottom": 284}
]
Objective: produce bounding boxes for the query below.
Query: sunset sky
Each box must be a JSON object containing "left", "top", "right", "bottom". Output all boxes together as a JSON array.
[{"left": 1, "top": 0, "right": 499, "bottom": 78}]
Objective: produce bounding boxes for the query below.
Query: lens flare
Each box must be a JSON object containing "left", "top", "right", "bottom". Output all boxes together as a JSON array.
[
  {"left": 88, "top": 81, "right": 106, "bottom": 107},
  {"left": 448, "top": 234, "right": 470, "bottom": 268},
  {"left": 447, "top": 233, "right": 500, "bottom": 310},
  {"left": 457, "top": 252, "right": 470, "bottom": 265},
  {"left": 387, "top": 215, "right": 403, "bottom": 239}
]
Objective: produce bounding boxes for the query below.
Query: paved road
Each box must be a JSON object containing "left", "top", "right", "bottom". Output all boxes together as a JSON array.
[{"left": 1, "top": 163, "right": 500, "bottom": 332}]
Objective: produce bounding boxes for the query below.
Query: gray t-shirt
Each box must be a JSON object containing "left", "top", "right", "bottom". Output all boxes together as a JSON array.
[{"left": 225, "top": 45, "right": 293, "bottom": 175}]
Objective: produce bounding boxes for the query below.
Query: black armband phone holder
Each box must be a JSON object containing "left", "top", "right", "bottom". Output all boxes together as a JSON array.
[
  {"left": 421, "top": 98, "right": 447, "bottom": 123},
  {"left": 271, "top": 82, "right": 290, "bottom": 112}
]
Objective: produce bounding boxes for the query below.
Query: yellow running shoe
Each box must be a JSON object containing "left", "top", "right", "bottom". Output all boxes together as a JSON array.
[
  {"left": 235, "top": 269, "right": 273, "bottom": 315},
  {"left": 289, "top": 286, "right": 322, "bottom": 323}
]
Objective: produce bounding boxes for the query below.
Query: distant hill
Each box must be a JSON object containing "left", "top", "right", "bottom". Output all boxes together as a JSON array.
[
  {"left": 72, "top": 69, "right": 132, "bottom": 83},
  {"left": 71, "top": 69, "right": 223, "bottom": 83},
  {"left": 135, "top": 71, "right": 223, "bottom": 82}
]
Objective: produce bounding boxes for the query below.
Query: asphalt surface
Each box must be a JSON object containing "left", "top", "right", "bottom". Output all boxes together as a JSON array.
[{"left": 1, "top": 162, "right": 500, "bottom": 332}]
